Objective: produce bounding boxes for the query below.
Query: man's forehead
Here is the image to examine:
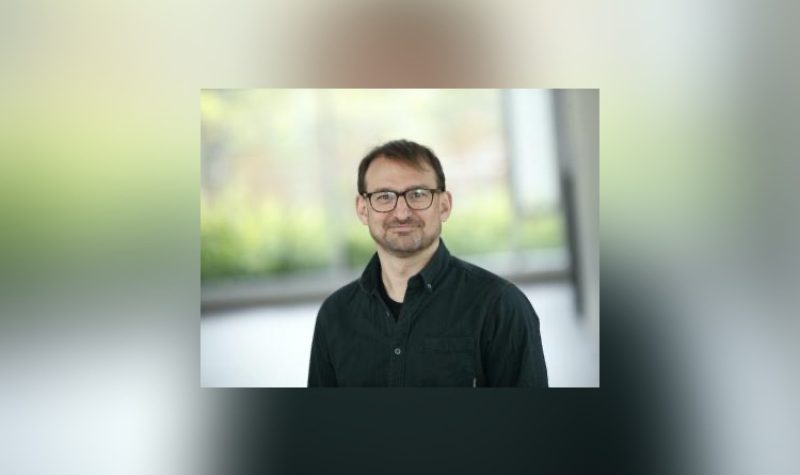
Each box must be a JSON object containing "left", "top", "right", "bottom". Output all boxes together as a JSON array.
[{"left": 365, "top": 156, "right": 436, "bottom": 185}]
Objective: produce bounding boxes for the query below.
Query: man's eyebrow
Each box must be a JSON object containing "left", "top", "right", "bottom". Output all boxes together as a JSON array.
[{"left": 371, "top": 185, "right": 433, "bottom": 193}]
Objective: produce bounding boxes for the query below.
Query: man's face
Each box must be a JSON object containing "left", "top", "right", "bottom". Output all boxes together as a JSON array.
[{"left": 356, "top": 156, "right": 452, "bottom": 257}]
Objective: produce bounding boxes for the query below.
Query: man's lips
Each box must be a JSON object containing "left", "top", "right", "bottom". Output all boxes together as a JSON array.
[{"left": 387, "top": 223, "right": 419, "bottom": 231}]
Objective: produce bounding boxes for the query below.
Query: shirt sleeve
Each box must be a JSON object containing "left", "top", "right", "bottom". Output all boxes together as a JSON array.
[
  {"left": 307, "top": 301, "right": 338, "bottom": 387},
  {"left": 482, "top": 284, "right": 549, "bottom": 387}
]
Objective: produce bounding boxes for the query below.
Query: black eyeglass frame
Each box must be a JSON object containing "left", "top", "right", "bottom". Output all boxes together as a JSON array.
[{"left": 362, "top": 188, "right": 443, "bottom": 213}]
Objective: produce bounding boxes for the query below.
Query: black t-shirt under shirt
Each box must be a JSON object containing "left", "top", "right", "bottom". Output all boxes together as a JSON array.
[{"left": 378, "top": 278, "right": 403, "bottom": 321}]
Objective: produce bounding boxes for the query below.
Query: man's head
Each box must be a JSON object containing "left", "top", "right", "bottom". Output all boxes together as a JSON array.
[{"left": 356, "top": 140, "right": 452, "bottom": 257}]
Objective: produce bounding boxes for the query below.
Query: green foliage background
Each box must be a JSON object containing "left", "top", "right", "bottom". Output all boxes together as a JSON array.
[{"left": 201, "top": 189, "right": 563, "bottom": 282}]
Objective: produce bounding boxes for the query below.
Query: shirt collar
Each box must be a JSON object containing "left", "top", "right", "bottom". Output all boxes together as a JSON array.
[{"left": 359, "top": 238, "right": 451, "bottom": 294}]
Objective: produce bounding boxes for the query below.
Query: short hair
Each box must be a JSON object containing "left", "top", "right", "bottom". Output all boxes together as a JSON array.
[{"left": 357, "top": 139, "right": 446, "bottom": 194}]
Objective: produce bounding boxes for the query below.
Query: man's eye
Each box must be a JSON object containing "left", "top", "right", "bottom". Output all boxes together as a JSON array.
[{"left": 375, "top": 193, "right": 394, "bottom": 202}]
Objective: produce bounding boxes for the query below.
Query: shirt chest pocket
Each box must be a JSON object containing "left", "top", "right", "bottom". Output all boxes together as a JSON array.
[{"left": 419, "top": 337, "right": 476, "bottom": 387}]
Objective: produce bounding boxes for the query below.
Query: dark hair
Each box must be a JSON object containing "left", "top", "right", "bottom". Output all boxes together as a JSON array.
[{"left": 357, "top": 139, "right": 446, "bottom": 194}]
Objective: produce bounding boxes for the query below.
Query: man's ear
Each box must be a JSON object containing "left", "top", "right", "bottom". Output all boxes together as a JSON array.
[
  {"left": 439, "top": 191, "right": 452, "bottom": 222},
  {"left": 356, "top": 195, "right": 369, "bottom": 225}
]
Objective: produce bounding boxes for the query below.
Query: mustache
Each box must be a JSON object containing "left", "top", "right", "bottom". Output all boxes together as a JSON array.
[{"left": 385, "top": 218, "right": 422, "bottom": 228}]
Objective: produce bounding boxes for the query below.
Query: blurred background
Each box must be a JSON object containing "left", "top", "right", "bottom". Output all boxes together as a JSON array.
[
  {"left": 2, "top": 0, "right": 799, "bottom": 474},
  {"left": 200, "top": 89, "right": 599, "bottom": 387}
]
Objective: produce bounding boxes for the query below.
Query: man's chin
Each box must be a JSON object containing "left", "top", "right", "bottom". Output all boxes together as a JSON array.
[
  {"left": 380, "top": 235, "right": 436, "bottom": 257},
  {"left": 385, "top": 239, "right": 421, "bottom": 253}
]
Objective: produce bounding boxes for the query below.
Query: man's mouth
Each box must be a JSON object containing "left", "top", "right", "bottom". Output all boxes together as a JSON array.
[{"left": 387, "top": 223, "right": 418, "bottom": 231}]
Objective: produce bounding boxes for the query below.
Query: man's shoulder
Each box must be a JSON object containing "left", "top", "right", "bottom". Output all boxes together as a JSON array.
[
  {"left": 319, "top": 278, "right": 364, "bottom": 313},
  {"left": 450, "top": 255, "right": 512, "bottom": 287},
  {"left": 449, "top": 255, "right": 531, "bottom": 303}
]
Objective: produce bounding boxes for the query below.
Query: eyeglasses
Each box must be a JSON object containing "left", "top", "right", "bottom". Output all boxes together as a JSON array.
[{"left": 362, "top": 188, "right": 442, "bottom": 212}]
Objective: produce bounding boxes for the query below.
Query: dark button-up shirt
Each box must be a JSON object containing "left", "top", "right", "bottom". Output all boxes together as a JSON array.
[{"left": 307, "top": 240, "right": 548, "bottom": 387}]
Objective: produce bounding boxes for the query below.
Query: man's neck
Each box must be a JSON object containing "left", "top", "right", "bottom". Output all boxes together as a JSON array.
[{"left": 378, "top": 239, "right": 440, "bottom": 303}]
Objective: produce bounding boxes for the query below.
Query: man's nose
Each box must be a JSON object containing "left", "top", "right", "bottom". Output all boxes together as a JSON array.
[{"left": 393, "top": 195, "right": 412, "bottom": 219}]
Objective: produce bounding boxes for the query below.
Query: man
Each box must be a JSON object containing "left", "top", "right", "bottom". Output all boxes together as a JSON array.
[{"left": 308, "top": 140, "right": 548, "bottom": 387}]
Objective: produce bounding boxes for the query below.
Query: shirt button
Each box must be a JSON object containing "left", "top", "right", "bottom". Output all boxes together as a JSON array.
[
  {"left": 394, "top": 347, "right": 402, "bottom": 355},
  {"left": 426, "top": 283, "right": 432, "bottom": 290}
]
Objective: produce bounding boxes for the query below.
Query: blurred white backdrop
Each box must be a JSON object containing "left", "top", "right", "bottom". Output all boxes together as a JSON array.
[{"left": 201, "top": 282, "right": 598, "bottom": 387}]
